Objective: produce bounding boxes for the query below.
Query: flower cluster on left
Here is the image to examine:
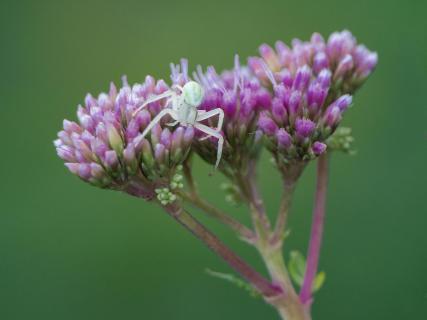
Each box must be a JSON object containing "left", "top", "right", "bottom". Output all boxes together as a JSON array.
[{"left": 54, "top": 76, "right": 194, "bottom": 201}]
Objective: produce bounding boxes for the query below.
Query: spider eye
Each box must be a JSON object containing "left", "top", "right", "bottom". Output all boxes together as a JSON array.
[{"left": 183, "top": 81, "right": 204, "bottom": 106}]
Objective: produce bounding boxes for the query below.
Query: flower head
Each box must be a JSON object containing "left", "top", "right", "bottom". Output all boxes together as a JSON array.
[
  {"left": 256, "top": 64, "right": 352, "bottom": 168},
  {"left": 248, "top": 30, "right": 376, "bottom": 172},
  {"left": 54, "top": 76, "right": 194, "bottom": 200},
  {"left": 172, "top": 56, "right": 271, "bottom": 175},
  {"left": 249, "top": 30, "right": 377, "bottom": 96}
]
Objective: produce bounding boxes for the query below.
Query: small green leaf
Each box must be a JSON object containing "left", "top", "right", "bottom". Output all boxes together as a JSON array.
[
  {"left": 288, "top": 251, "right": 306, "bottom": 286},
  {"left": 288, "top": 251, "right": 326, "bottom": 292},
  {"left": 206, "top": 269, "right": 261, "bottom": 298},
  {"left": 313, "top": 271, "right": 326, "bottom": 292}
]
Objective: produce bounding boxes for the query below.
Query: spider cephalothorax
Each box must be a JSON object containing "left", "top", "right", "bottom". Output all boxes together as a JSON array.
[{"left": 132, "top": 80, "right": 224, "bottom": 168}]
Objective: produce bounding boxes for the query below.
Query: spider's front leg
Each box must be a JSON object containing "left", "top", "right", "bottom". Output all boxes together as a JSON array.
[
  {"left": 165, "top": 121, "right": 179, "bottom": 127},
  {"left": 132, "top": 90, "right": 175, "bottom": 117},
  {"left": 165, "top": 95, "right": 179, "bottom": 127},
  {"left": 194, "top": 123, "right": 224, "bottom": 169},
  {"left": 133, "top": 108, "right": 179, "bottom": 146},
  {"left": 171, "top": 84, "right": 184, "bottom": 93}
]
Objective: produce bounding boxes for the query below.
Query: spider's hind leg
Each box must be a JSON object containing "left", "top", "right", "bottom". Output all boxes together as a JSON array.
[
  {"left": 196, "top": 108, "right": 224, "bottom": 131},
  {"left": 194, "top": 123, "right": 224, "bottom": 169}
]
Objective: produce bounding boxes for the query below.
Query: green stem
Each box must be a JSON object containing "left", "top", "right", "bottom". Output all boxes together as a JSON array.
[
  {"left": 246, "top": 160, "right": 271, "bottom": 231},
  {"left": 242, "top": 160, "right": 309, "bottom": 319},
  {"left": 233, "top": 161, "right": 270, "bottom": 241},
  {"left": 272, "top": 161, "right": 307, "bottom": 244},
  {"left": 259, "top": 245, "right": 311, "bottom": 320},
  {"left": 271, "top": 181, "right": 296, "bottom": 246},
  {"left": 183, "top": 157, "right": 197, "bottom": 197},
  {"left": 274, "top": 301, "right": 311, "bottom": 320}
]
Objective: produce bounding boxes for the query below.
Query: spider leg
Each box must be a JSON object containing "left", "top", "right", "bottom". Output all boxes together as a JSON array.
[
  {"left": 164, "top": 97, "right": 173, "bottom": 108},
  {"left": 172, "top": 84, "right": 184, "bottom": 92},
  {"left": 195, "top": 109, "right": 224, "bottom": 141},
  {"left": 133, "top": 108, "right": 178, "bottom": 147},
  {"left": 198, "top": 135, "right": 210, "bottom": 141},
  {"left": 132, "top": 90, "right": 175, "bottom": 117},
  {"left": 166, "top": 120, "right": 179, "bottom": 127},
  {"left": 194, "top": 123, "right": 224, "bottom": 169},
  {"left": 193, "top": 111, "right": 209, "bottom": 140},
  {"left": 196, "top": 108, "right": 224, "bottom": 131}
]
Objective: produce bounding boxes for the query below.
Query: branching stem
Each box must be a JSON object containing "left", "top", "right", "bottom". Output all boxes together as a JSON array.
[
  {"left": 178, "top": 190, "right": 255, "bottom": 241},
  {"left": 163, "top": 203, "right": 281, "bottom": 298}
]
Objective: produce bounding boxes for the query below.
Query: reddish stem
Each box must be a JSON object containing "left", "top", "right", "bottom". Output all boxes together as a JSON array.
[
  {"left": 164, "top": 203, "right": 282, "bottom": 298},
  {"left": 299, "top": 154, "right": 329, "bottom": 304}
]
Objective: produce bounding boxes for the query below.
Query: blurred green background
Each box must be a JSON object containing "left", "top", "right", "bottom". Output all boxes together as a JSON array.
[{"left": 1, "top": 0, "right": 426, "bottom": 319}]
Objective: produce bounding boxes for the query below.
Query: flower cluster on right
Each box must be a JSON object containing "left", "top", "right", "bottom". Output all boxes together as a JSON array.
[{"left": 251, "top": 30, "right": 377, "bottom": 167}]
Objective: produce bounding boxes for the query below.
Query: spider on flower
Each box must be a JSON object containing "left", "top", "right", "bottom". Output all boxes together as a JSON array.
[{"left": 132, "top": 81, "right": 224, "bottom": 168}]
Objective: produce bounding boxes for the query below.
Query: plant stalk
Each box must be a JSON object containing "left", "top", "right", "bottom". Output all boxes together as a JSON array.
[
  {"left": 246, "top": 160, "right": 271, "bottom": 231},
  {"left": 259, "top": 244, "right": 311, "bottom": 320},
  {"left": 163, "top": 203, "right": 281, "bottom": 298},
  {"left": 178, "top": 190, "right": 255, "bottom": 241},
  {"left": 271, "top": 181, "right": 296, "bottom": 245},
  {"left": 242, "top": 160, "right": 310, "bottom": 319},
  {"left": 272, "top": 161, "right": 306, "bottom": 245},
  {"left": 299, "top": 154, "right": 329, "bottom": 305}
]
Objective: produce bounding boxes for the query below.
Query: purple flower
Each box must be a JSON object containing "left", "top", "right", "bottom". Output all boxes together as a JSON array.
[
  {"left": 312, "top": 141, "right": 327, "bottom": 155},
  {"left": 276, "top": 129, "right": 292, "bottom": 149},
  {"left": 249, "top": 30, "right": 377, "bottom": 95},
  {"left": 252, "top": 62, "right": 355, "bottom": 164},
  {"left": 335, "top": 95, "right": 353, "bottom": 111},
  {"left": 323, "top": 105, "right": 342, "bottom": 129},
  {"left": 259, "top": 114, "right": 278, "bottom": 135},
  {"left": 334, "top": 54, "right": 354, "bottom": 80},
  {"left": 246, "top": 30, "right": 377, "bottom": 167},
  {"left": 54, "top": 76, "right": 194, "bottom": 199},
  {"left": 295, "top": 118, "right": 316, "bottom": 139}
]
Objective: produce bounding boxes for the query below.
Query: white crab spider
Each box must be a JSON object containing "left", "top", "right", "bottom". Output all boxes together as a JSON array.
[{"left": 132, "top": 81, "right": 224, "bottom": 168}]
